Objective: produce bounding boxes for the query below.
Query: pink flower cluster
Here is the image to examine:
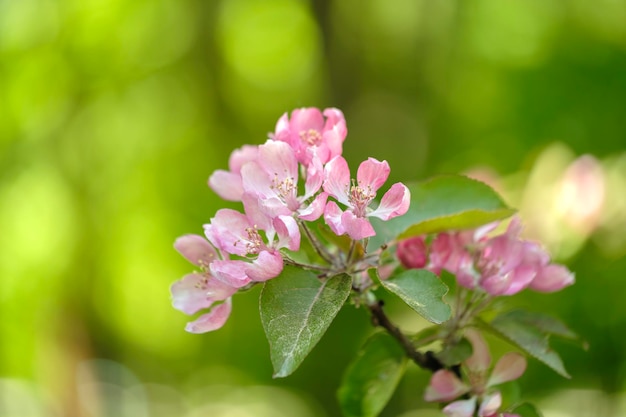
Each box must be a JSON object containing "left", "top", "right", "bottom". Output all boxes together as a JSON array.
[
  {"left": 171, "top": 107, "right": 410, "bottom": 332},
  {"left": 397, "top": 218, "right": 575, "bottom": 296},
  {"left": 425, "top": 330, "right": 525, "bottom": 417}
]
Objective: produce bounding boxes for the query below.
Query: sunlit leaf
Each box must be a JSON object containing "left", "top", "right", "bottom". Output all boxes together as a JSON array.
[
  {"left": 337, "top": 332, "right": 407, "bottom": 417},
  {"left": 260, "top": 267, "right": 352, "bottom": 378},
  {"left": 370, "top": 175, "right": 515, "bottom": 248},
  {"left": 379, "top": 269, "right": 451, "bottom": 324}
]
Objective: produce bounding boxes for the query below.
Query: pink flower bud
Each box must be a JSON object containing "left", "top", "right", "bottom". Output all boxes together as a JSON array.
[{"left": 397, "top": 236, "right": 428, "bottom": 269}]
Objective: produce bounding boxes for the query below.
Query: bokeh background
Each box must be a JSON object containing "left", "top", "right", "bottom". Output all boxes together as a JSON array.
[{"left": 1, "top": 0, "right": 626, "bottom": 416}]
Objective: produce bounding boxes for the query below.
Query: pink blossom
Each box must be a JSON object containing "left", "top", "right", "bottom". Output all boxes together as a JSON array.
[
  {"left": 323, "top": 156, "right": 410, "bottom": 240},
  {"left": 272, "top": 107, "right": 347, "bottom": 166},
  {"left": 424, "top": 330, "right": 527, "bottom": 417},
  {"left": 170, "top": 235, "right": 237, "bottom": 333},
  {"left": 240, "top": 140, "right": 327, "bottom": 223},
  {"left": 203, "top": 207, "right": 296, "bottom": 287},
  {"left": 208, "top": 145, "right": 259, "bottom": 201},
  {"left": 529, "top": 264, "right": 575, "bottom": 292}
]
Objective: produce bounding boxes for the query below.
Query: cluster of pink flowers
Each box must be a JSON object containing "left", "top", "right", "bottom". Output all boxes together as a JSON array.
[
  {"left": 397, "top": 218, "right": 575, "bottom": 296},
  {"left": 171, "top": 107, "right": 411, "bottom": 332},
  {"left": 425, "top": 330, "right": 526, "bottom": 417}
]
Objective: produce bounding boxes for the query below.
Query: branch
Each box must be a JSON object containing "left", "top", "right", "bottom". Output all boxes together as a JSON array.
[{"left": 368, "top": 300, "right": 445, "bottom": 373}]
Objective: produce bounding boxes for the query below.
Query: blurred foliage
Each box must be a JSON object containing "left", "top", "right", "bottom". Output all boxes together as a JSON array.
[{"left": 1, "top": 0, "right": 625, "bottom": 416}]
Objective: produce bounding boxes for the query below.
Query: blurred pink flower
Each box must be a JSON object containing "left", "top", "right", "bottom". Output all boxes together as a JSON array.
[{"left": 424, "top": 330, "right": 526, "bottom": 417}]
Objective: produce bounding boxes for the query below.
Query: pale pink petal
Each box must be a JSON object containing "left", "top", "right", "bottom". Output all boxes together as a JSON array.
[
  {"left": 204, "top": 209, "right": 252, "bottom": 256},
  {"left": 274, "top": 215, "right": 301, "bottom": 251},
  {"left": 208, "top": 170, "right": 244, "bottom": 201},
  {"left": 228, "top": 145, "right": 259, "bottom": 172},
  {"left": 478, "top": 392, "right": 502, "bottom": 417},
  {"left": 356, "top": 158, "right": 390, "bottom": 192},
  {"left": 529, "top": 264, "right": 575, "bottom": 293},
  {"left": 185, "top": 299, "right": 232, "bottom": 333},
  {"left": 465, "top": 329, "right": 491, "bottom": 372},
  {"left": 171, "top": 274, "right": 236, "bottom": 315},
  {"left": 499, "top": 265, "right": 536, "bottom": 295},
  {"left": 290, "top": 107, "right": 324, "bottom": 133},
  {"left": 258, "top": 140, "right": 298, "bottom": 182},
  {"left": 397, "top": 236, "right": 428, "bottom": 269},
  {"left": 424, "top": 370, "right": 470, "bottom": 402},
  {"left": 171, "top": 273, "right": 214, "bottom": 315},
  {"left": 299, "top": 192, "right": 328, "bottom": 221},
  {"left": 442, "top": 398, "right": 477, "bottom": 417},
  {"left": 324, "top": 201, "right": 346, "bottom": 236},
  {"left": 303, "top": 155, "right": 324, "bottom": 199},
  {"left": 210, "top": 259, "right": 252, "bottom": 288},
  {"left": 323, "top": 156, "right": 351, "bottom": 205},
  {"left": 246, "top": 250, "right": 284, "bottom": 282},
  {"left": 342, "top": 210, "right": 376, "bottom": 240},
  {"left": 272, "top": 113, "right": 290, "bottom": 142},
  {"left": 241, "top": 192, "right": 279, "bottom": 233},
  {"left": 368, "top": 183, "right": 410, "bottom": 220},
  {"left": 322, "top": 107, "right": 347, "bottom": 159},
  {"left": 241, "top": 161, "right": 275, "bottom": 200},
  {"left": 174, "top": 234, "right": 218, "bottom": 267},
  {"left": 488, "top": 353, "right": 527, "bottom": 386}
]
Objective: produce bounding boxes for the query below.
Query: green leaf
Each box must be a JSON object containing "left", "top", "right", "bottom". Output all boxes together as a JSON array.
[
  {"left": 379, "top": 269, "right": 451, "bottom": 324},
  {"left": 478, "top": 310, "right": 572, "bottom": 378},
  {"left": 337, "top": 332, "right": 407, "bottom": 417},
  {"left": 510, "top": 402, "right": 544, "bottom": 417},
  {"left": 496, "top": 309, "right": 583, "bottom": 344},
  {"left": 370, "top": 175, "right": 515, "bottom": 247},
  {"left": 436, "top": 337, "right": 472, "bottom": 367},
  {"left": 260, "top": 266, "right": 352, "bottom": 378}
]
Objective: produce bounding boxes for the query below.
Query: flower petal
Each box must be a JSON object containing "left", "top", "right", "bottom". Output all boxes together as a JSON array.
[
  {"left": 442, "top": 398, "right": 477, "bottom": 417},
  {"left": 185, "top": 299, "right": 232, "bottom": 333},
  {"left": 246, "top": 250, "right": 284, "bottom": 282},
  {"left": 323, "top": 156, "right": 351, "bottom": 205},
  {"left": 488, "top": 353, "right": 527, "bottom": 386},
  {"left": 299, "top": 192, "right": 328, "bottom": 221},
  {"left": 210, "top": 259, "right": 252, "bottom": 288},
  {"left": 356, "top": 157, "right": 390, "bottom": 192},
  {"left": 342, "top": 210, "right": 376, "bottom": 240},
  {"left": 324, "top": 201, "right": 346, "bottom": 236},
  {"left": 368, "top": 182, "right": 410, "bottom": 220},
  {"left": 465, "top": 329, "right": 491, "bottom": 373},
  {"left": 171, "top": 273, "right": 214, "bottom": 315},
  {"left": 529, "top": 264, "right": 575, "bottom": 293},
  {"left": 478, "top": 391, "right": 502, "bottom": 417},
  {"left": 208, "top": 170, "right": 244, "bottom": 201},
  {"left": 424, "top": 370, "right": 470, "bottom": 402},
  {"left": 174, "top": 234, "right": 218, "bottom": 267}
]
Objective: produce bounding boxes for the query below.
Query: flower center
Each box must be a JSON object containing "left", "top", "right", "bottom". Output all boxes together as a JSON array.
[
  {"left": 349, "top": 181, "right": 375, "bottom": 217},
  {"left": 235, "top": 226, "right": 263, "bottom": 255},
  {"left": 271, "top": 174, "right": 300, "bottom": 211},
  {"left": 299, "top": 129, "right": 322, "bottom": 146}
]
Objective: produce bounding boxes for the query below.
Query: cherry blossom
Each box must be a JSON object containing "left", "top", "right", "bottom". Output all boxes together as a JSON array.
[
  {"left": 208, "top": 144, "right": 259, "bottom": 202},
  {"left": 323, "top": 156, "right": 410, "bottom": 240}
]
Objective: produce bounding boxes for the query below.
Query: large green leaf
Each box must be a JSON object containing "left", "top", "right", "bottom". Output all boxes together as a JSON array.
[
  {"left": 478, "top": 310, "right": 573, "bottom": 378},
  {"left": 337, "top": 332, "right": 407, "bottom": 417},
  {"left": 379, "top": 269, "right": 451, "bottom": 324},
  {"left": 260, "top": 266, "right": 352, "bottom": 378},
  {"left": 370, "top": 175, "right": 515, "bottom": 247}
]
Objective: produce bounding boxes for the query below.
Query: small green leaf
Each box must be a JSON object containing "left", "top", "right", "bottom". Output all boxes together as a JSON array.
[
  {"left": 337, "top": 332, "right": 407, "bottom": 417},
  {"left": 510, "top": 402, "right": 544, "bottom": 417},
  {"left": 496, "top": 309, "right": 582, "bottom": 344},
  {"left": 436, "top": 337, "right": 472, "bottom": 367},
  {"left": 478, "top": 310, "right": 572, "bottom": 378},
  {"left": 260, "top": 267, "right": 352, "bottom": 378},
  {"left": 370, "top": 175, "right": 515, "bottom": 247},
  {"left": 379, "top": 269, "right": 451, "bottom": 324}
]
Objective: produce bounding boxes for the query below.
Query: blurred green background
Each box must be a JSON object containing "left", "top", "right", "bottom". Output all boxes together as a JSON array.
[{"left": 1, "top": 0, "right": 626, "bottom": 416}]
